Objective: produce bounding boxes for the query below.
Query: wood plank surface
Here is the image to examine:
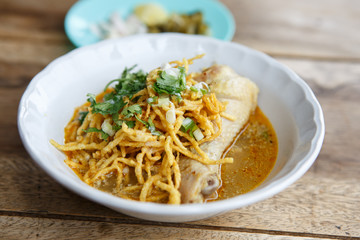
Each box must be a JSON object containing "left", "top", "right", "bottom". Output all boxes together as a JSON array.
[
  {"left": 227, "top": 0, "right": 360, "bottom": 61},
  {"left": 1, "top": 216, "right": 339, "bottom": 240},
  {"left": 0, "top": 0, "right": 359, "bottom": 239},
  {"left": 1, "top": 0, "right": 359, "bottom": 61}
]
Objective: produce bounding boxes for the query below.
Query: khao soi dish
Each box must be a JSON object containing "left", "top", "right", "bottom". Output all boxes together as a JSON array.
[{"left": 51, "top": 55, "right": 277, "bottom": 204}]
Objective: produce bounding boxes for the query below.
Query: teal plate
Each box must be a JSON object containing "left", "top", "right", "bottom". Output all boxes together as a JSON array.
[{"left": 65, "top": 0, "right": 235, "bottom": 47}]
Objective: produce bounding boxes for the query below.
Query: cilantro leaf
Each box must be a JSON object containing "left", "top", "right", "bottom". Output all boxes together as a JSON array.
[
  {"left": 112, "top": 113, "right": 123, "bottom": 128},
  {"left": 85, "top": 66, "right": 149, "bottom": 136},
  {"left": 112, "top": 121, "right": 135, "bottom": 131},
  {"left": 87, "top": 93, "right": 126, "bottom": 116},
  {"left": 105, "top": 66, "right": 147, "bottom": 97},
  {"left": 125, "top": 120, "right": 136, "bottom": 128},
  {"left": 83, "top": 128, "right": 109, "bottom": 140},
  {"left": 135, "top": 115, "right": 162, "bottom": 136},
  {"left": 121, "top": 104, "right": 142, "bottom": 118},
  {"left": 87, "top": 66, "right": 147, "bottom": 119},
  {"left": 153, "top": 67, "right": 186, "bottom": 97},
  {"left": 78, "top": 111, "right": 88, "bottom": 124},
  {"left": 131, "top": 95, "right": 142, "bottom": 103},
  {"left": 112, "top": 113, "right": 135, "bottom": 130},
  {"left": 147, "top": 117, "right": 162, "bottom": 136},
  {"left": 135, "top": 115, "right": 148, "bottom": 126},
  {"left": 113, "top": 120, "right": 135, "bottom": 131}
]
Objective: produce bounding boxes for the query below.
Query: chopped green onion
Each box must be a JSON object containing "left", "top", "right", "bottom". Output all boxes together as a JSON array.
[
  {"left": 189, "top": 82, "right": 210, "bottom": 95},
  {"left": 147, "top": 96, "right": 158, "bottom": 105},
  {"left": 101, "top": 119, "right": 115, "bottom": 136},
  {"left": 190, "top": 86, "right": 199, "bottom": 92},
  {"left": 166, "top": 109, "right": 176, "bottom": 124},
  {"left": 156, "top": 96, "right": 170, "bottom": 107},
  {"left": 180, "top": 117, "right": 204, "bottom": 141},
  {"left": 193, "top": 128, "right": 204, "bottom": 141},
  {"left": 181, "top": 117, "right": 196, "bottom": 133},
  {"left": 200, "top": 88, "right": 208, "bottom": 95}
]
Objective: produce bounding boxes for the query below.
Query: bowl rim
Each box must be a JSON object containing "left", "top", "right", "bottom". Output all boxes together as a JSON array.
[{"left": 18, "top": 33, "right": 325, "bottom": 217}]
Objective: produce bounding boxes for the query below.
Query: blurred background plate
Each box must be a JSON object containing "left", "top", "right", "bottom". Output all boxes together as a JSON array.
[{"left": 65, "top": 0, "right": 235, "bottom": 47}]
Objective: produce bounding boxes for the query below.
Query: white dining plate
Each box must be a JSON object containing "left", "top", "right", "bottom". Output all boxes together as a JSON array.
[{"left": 18, "top": 33, "right": 324, "bottom": 222}]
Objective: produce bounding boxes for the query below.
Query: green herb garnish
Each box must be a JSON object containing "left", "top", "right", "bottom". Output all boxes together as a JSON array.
[
  {"left": 112, "top": 113, "right": 135, "bottom": 130},
  {"left": 86, "top": 66, "right": 147, "bottom": 133},
  {"left": 147, "top": 96, "right": 158, "bottom": 105},
  {"left": 104, "top": 65, "right": 147, "bottom": 97},
  {"left": 181, "top": 117, "right": 196, "bottom": 132},
  {"left": 147, "top": 117, "right": 162, "bottom": 136},
  {"left": 131, "top": 95, "right": 142, "bottom": 103},
  {"left": 125, "top": 120, "right": 136, "bottom": 128},
  {"left": 190, "top": 86, "right": 198, "bottom": 92},
  {"left": 78, "top": 111, "right": 88, "bottom": 124},
  {"left": 87, "top": 93, "right": 126, "bottom": 116},
  {"left": 200, "top": 88, "right": 208, "bottom": 95},
  {"left": 190, "top": 86, "right": 209, "bottom": 95},
  {"left": 135, "top": 115, "right": 162, "bottom": 136},
  {"left": 135, "top": 115, "right": 148, "bottom": 126},
  {"left": 121, "top": 104, "right": 142, "bottom": 118},
  {"left": 153, "top": 67, "right": 186, "bottom": 98},
  {"left": 112, "top": 120, "right": 135, "bottom": 131},
  {"left": 181, "top": 117, "right": 200, "bottom": 139},
  {"left": 83, "top": 128, "right": 109, "bottom": 140}
]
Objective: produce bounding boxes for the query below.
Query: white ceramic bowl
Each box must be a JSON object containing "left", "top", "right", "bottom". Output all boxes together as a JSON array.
[{"left": 18, "top": 33, "right": 325, "bottom": 222}]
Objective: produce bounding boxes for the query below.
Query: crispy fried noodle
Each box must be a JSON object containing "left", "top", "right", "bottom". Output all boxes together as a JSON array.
[{"left": 51, "top": 54, "right": 234, "bottom": 204}]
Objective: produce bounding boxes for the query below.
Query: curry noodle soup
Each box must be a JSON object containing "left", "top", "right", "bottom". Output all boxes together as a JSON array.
[{"left": 51, "top": 56, "right": 278, "bottom": 204}]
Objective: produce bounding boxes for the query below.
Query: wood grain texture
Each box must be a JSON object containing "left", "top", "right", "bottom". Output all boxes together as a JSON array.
[
  {"left": 1, "top": 151, "right": 359, "bottom": 237},
  {"left": 1, "top": 0, "right": 359, "bottom": 61},
  {"left": 0, "top": 0, "right": 77, "bottom": 16},
  {"left": 1, "top": 0, "right": 359, "bottom": 239},
  {"left": 222, "top": 0, "right": 360, "bottom": 61},
  {"left": 1, "top": 216, "right": 342, "bottom": 240}
]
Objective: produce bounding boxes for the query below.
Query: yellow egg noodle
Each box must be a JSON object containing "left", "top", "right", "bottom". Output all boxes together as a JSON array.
[{"left": 51, "top": 55, "right": 234, "bottom": 204}]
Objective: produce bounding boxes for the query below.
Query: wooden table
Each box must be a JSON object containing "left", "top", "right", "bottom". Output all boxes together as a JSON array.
[{"left": 1, "top": 0, "right": 359, "bottom": 239}]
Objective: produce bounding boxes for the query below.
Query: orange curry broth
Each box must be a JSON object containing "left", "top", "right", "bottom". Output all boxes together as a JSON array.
[{"left": 216, "top": 107, "right": 278, "bottom": 200}]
